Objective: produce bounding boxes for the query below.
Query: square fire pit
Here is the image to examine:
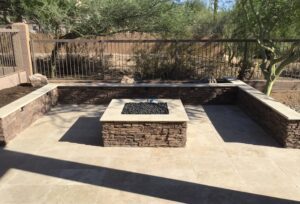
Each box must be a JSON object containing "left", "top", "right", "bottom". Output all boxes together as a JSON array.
[{"left": 100, "top": 99, "right": 189, "bottom": 147}]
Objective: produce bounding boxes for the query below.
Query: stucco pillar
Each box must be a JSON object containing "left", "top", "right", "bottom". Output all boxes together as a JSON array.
[{"left": 12, "top": 23, "right": 33, "bottom": 78}]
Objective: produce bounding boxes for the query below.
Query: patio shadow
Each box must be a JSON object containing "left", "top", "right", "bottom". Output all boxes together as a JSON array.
[
  {"left": 59, "top": 117, "right": 104, "bottom": 146},
  {"left": 203, "top": 105, "right": 280, "bottom": 147},
  {"left": 0, "top": 149, "right": 298, "bottom": 204}
]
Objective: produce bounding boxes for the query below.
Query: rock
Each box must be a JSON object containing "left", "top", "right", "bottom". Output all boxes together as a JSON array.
[
  {"left": 29, "top": 74, "right": 48, "bottom": 87},
  {"left": 121, "top": 75, "right": 135, "bottom": 84},
  {"left": 122, "top": 102, "right": 169, "bottom": 114},
  {"left": 200, "top": 76, "right": 217, "bottom": 84}
]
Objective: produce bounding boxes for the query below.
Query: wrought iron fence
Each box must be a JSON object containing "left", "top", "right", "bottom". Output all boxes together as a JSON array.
[
  {"left": 30, "top": 39, "right": 300, "bottom": 81},
  {"left": 0, "top": 29, "right": 17, "bottom": 77}
]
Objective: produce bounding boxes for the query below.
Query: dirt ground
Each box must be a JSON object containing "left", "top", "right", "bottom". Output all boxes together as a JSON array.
[
  {"left": 0, "top": 85, "right": 38, "bottom": 108},
  {"left": 271, "top": 91, "right": 300, "bottom": 113}
]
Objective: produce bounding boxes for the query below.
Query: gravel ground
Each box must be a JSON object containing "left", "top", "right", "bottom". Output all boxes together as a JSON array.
[
  {"left": 122, "top": 102, "right": 169, "bottom": 114},
  {"left": 271, "top": 91, "right": 300, "bottom": 113}
]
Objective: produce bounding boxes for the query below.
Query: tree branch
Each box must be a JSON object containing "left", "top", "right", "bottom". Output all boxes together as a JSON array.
[
  {"left": 257, "top": 39, "right": 275, "bottom": 53},
  {"left": 275, "top": 50, "right": 300, "bottom": 76},
  {"left": 272, "top": 42, "right": 300, "bottom": 63},
  {"left": 248, "top": 0, "right": 264, "bottom": 38}
]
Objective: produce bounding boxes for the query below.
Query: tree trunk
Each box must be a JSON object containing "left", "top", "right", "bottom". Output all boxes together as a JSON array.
[
  {"left": 49, "top": 32, "right": 79, "bottom": 78},
  {"left": 264, "top": 78, "right": 275, "bottom": 96}
]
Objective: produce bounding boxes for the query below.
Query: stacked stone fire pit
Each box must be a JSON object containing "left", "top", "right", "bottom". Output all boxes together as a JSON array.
[{"left": 100, "top": 99, "right": 189, "bottom": 147}]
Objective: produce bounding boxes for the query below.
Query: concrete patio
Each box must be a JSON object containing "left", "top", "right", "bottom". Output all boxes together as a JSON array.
[{"left": 0, "top": 104, "right": 300, "bottom": 203}]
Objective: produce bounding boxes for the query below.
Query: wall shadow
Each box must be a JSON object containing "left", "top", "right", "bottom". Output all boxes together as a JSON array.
[
  {"left": 184, "top": 105, "right": 207, "bottom": 121},
  {"left": 59, "top": 117, "right": 103, "bottom": 146},
  {"left": 0, "top": 149, "right": 299, "bottom": 204},
  {"left": 203, "top": 105, "right": 280, "bottom": 147}
]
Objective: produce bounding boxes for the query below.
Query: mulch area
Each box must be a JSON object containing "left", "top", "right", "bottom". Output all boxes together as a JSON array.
[
  {"left": 0, "top": 84, "right": 38, "bottom": 108},
  {"left": 271, "top": 91, "right": 300, "bottom": 113}
]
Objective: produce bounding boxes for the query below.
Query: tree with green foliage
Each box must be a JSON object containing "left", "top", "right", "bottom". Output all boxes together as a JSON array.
[
  {"left": 5, "top": 0, "right": 176, "bottom": 77},
  {"left": 0, "top": 0, "right": 24, "bottom": 24},
  {"left": 1, "top": 0, "right": 215, "bottom": 39},
  {"left": 21, "top": 0, "right": 176, "bottom": 38},
  {"left": 213, "top": 0, "right": 218, "bottom": 22},
  {"left": 233, "top": 0, "right": 300, "bottom": 95},
  {"left": 156, "top": 0, "right": 210, "bottom": 38}
]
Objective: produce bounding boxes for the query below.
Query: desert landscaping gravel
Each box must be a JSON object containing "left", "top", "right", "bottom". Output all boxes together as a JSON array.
[{"left": 122, "top": 102, "right": 169, "bottom": 114}]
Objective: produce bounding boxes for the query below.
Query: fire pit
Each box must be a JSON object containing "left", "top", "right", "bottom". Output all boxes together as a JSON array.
[{"left": 100, "top": 99, "right": 189, "bottom": 147}]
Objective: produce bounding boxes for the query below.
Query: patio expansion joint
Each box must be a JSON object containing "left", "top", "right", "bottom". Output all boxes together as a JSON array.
[
  {"left": 186, "top": 117, "right": 248, "bottom": 188},
  {"left": 270, "top": 158, "right": 300, "bottom": 190},
  {"left": 216, "top": 143, "right": 250, "bottom": 189},
  {"left": 184, "top": 149, "right": 201, "bottom": 183}
]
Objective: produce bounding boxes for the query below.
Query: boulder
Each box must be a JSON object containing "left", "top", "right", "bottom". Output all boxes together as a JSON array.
[
  {"left": 121, "top": 75, "right": 135, "bottom": 84},
  {"left": 29, "top": 74, "right": 48, "bottom": 87},
  {"left": 200, "top": 76, "right": 217, "bottom": 84}
]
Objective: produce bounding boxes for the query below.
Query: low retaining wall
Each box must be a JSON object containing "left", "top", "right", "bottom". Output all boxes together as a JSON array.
[
  {"left": 58, "top": 84, "right": 237, "bottom": 105},
  {"left": 231, "top": 80, "right": 300, "bottom": 148},
  {"left": 0, "top": 84, "right": 58, "bottom": 144}
]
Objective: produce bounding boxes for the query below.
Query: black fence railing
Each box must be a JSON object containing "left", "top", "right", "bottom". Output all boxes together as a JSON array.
[
  {"left": 30, "top": 39, "right": 300, "bottom": 81},
  {"left": 0, "top": 30, "right": 17, "bottom": 77}
]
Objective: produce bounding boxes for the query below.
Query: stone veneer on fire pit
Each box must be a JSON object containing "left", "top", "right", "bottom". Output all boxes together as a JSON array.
[{"left": 100, "top": 99, "right": 189, "bottom": 147}]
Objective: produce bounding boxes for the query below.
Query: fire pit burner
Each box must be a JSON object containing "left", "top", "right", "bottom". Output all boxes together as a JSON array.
[{"left": 122, "top": 102, "right": 169, "bottom": 114}]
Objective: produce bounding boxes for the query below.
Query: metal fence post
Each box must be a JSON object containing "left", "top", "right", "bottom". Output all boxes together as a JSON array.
[{"left": 243, "top": 41, "right": 248, "bottom": 65}]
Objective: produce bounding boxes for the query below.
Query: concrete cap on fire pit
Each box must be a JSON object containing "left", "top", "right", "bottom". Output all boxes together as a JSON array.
[{"left": 100, "top": 99, "right": 189, "bottom": 122}]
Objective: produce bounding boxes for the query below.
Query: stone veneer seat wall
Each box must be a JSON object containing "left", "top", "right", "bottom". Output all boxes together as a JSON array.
[
  {"left": 231, "top": 80, "right": 300, "bottom": 148},
  {"left": 0, "top": 84, "right": 58, "bottom": 144},
  {"left": 58, "top": 85, "right": 238, "bottom": 105}
]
